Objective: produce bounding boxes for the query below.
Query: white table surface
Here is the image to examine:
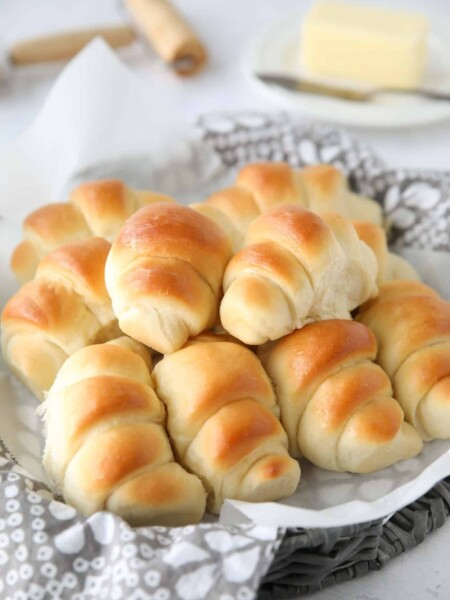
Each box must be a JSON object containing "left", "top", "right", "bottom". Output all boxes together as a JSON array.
[{"left": 1, "top": 1, "right": 450, "bottom": 598}]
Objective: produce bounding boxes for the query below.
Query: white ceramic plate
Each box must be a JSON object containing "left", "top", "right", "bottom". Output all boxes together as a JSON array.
[{"left": 243, "top": 13, "right": 450, "bottom": 128}]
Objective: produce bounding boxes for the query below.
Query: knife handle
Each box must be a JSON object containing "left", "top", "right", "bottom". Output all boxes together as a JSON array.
[{"left": 9, "top": 25, "right": 136, "bottom": 66}]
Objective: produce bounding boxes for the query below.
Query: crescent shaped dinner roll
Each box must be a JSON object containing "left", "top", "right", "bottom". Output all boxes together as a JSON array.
[
  {"left": 153, "top": 341, "right": 300, "bottom": 513},
  {"left": 220, "top": 205, "right": 378, "bottom": 345},
  {"left": 1, "top": 237, "right": 121, "bottom": 399},
  {"left": 41, "top": 340, "right": 206, "bottom": 525},
  {"left": 105, "top": 203, "right": 233, "bottom": 354},
  {"left": 357, "top": 280, "right": 450, "bottom": 441},
  {"left": 259, "top": 320, "right": 423, "bottom": 473}
]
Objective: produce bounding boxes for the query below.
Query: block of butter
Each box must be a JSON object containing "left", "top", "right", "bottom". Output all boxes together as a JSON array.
[{"left": 302, "top": 1, "right": 429, "bottom": 89}]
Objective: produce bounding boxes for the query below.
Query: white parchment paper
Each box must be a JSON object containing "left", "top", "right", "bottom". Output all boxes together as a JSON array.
[{"left": 1, "top": 40, "right": 450, "bottom": 529}]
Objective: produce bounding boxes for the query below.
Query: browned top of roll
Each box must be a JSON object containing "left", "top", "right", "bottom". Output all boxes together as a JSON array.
[
  {"left": 62, "top": 377, "right": 162, "bottom": 447},
  {"left": 300, "top": 164, "right": 345, "bottom": 193},
  {"left": 246, "top": 204, "right": 339, "bottom": 273},
  {"left": 68, "top": 423, "right": 171, "bottom": 495},
  {"left": 205, "top": 187, "right": 260, "bottom": 236},
  {"left": 227, "top": 240, "right": 302, "bottom": 289},
  {"left": 198, "top": 399, "right": 285, "bottom": 471},
  {"left": 236, "top": 162, "right": 304, "bottom": 212},
  {"left": 248, "top": 204, "right": 330, "bottom": 247},
  {"left": 299, "top": 164, "right": 347, "bottom": 212},
  {"left": 2, "top": 279, "right": 73, "bottom": 330},
  {"left": 54, "top": 343, "right": 153, "bottom": 388},
  {"left": 152, "top": 341, "right": 277, "bottom": 454},
  {"left": 70, "top": 180, "right": 137, "bottom": 236},
  {"left": 260, "top": 320, "right": 376, "bottom": 393},
  {"left": 358, "top": 293, "right": 450, "bottom": 375},
  {"left": 111, "top": 202, "right": 232, "bottom": 291},
  {"left": 310, "top": 363, "right": 395, "bottom": 436},
  {"left": 2, "top": 238, "right": 111, "bottom": 328},
  {"left": 35, "top": 237, "right": 111, "bottom": 302},
  {"left": 22, "top": 203, "right": 90, "bottom": 246}
]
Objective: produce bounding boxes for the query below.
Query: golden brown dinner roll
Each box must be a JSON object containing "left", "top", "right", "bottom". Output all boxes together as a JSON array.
[
  {"left": 352, "top": 221, "right": 420, "bottom": 284},
  {"left": 41, "top": 341, "right": 206, "bottom": 525},
  {"left": 11, "top": 179, "right": 174, "bottom": 284},
  {"left": 357, "top": 280, "right": 450, "bottom": 441},
  {"left": 202, "top": 163, "right": 382, "bottom": 244},
  {"left": 105, "top": 203, "right": 233, "bottom": 354},
  {"left": 153, "top": 341, "right": 300, "bottom": 513},
  {"left": 1, "top": 237, "right": 121, "bottom": 399},
  {"left": 220, "top": 205, "right": 377, "bottom": 345},
  {"left": 259, "top": 320, "right": 423, "bottom": 472}
]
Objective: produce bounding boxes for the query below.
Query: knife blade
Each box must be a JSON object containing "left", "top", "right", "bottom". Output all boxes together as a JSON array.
[{"left": 256, "top": 73, "right": 450, "bottom": 103}]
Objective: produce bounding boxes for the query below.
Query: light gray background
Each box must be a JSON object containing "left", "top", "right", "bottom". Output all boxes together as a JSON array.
[{"left": 1, "top": 1, "right": 449, "bottom": 598}]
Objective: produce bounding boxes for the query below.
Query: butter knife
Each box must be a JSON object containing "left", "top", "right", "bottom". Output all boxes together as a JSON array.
[{"left": 256, "top": 73, "right": 450, "bottom": 103}]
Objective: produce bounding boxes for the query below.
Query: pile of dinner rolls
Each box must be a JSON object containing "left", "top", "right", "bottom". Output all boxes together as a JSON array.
[{"left": 2, "top": 162, "right": 447, "bottom": 527}]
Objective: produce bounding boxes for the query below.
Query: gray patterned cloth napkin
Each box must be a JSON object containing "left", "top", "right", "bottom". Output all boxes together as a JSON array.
[
  {"left": 0, "top": 439, "right": 282, "bottom": 600},
  {"left": 197, "top": 111, "right": 450, "bottom": 254},
  {"left": 1, "top": 111, "right": 450, "bottom": 600}
]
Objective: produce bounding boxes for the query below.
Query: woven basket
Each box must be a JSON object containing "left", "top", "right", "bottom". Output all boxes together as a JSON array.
[{"left": 258, "top": 477, "right": 450, "bottom": 597}]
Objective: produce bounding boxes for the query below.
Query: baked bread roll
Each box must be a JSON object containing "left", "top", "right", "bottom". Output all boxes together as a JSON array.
[
  {"left": 203, "top": 163, "right": 382, "bottom": 247},
  {"left": 105, "top": 203, "right": 233, "bottom": 354},
  {"left": 41, "top": 340, "right": 206, "bottom": 525},
  {"left": 153, "top": 341, "right": 301, "bottom": 513},
  {"left": 11, "top": 179, "right": 174, "bottom": 283},
  {"left": 357, "top": 280, "right": 450, "bottom": 441},
  {"left": 259, "top": 320, "right": 423, "bottom": 472},
  {"left": 220, "top": 205, "right": 378, "bottom": 345},
  {"left": 1, "top": 237, "right": 121, "bottom": 399},
  {"left": 352, "top": 221, "right": 420, "bottom": 284}
]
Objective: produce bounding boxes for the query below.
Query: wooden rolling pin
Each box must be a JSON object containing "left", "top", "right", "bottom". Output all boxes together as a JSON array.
[
  {"left": 125, "top": 0, "right": 207, "bottom": 76},
  {"left": 7, "top": 1, "right": 207, "bottom": 76},
  {"left": 10, "top": 26, "right": 136, "bottom": 65}
]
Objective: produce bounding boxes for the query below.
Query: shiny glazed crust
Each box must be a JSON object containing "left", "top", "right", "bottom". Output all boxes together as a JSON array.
[
  {"left": 1, "top": 237, "right": 121, "bottom": 398},
  {"left": 105, "top": 203, "right": 233, "bottom": 353},
  {"left": 11, "top": 179, "right": 174, "bottom": 284},
  {"left": 198, "top": 162, "right": 383, "bottom": 251},
  {"left": 259, "top": 320, "right": 423, "bottom": 472},
  {"left": 357, "top": 281, "right": 450, "bottom": 440},
  {"left": 220, "top": 204, "right": 378, "bottom": 345},
  {"left": 41, "top": 341, "right": 206, "bottom": 526},
  {"left": 153, "top": 341, "right": 300, "bottom": 513}
]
